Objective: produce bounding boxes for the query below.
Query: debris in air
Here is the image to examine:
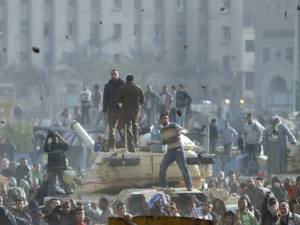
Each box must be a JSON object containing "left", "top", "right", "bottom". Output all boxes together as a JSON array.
[
  {"left": 32, "top": 47, "right": 40, "bottom": 53},
  {"left": 177, "top": 110, "right": 182, "bottom": 117}
]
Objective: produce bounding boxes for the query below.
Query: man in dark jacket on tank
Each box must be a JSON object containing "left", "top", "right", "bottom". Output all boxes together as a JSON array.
[
  {"left": 44, "top": 131, "right": 72, "bottom": 196},
  {"left": 115, "top": 75, "right": 145, "bottom": 152},
  {"left": 103, "top": 69, "right": 125, "bottom": 151}
]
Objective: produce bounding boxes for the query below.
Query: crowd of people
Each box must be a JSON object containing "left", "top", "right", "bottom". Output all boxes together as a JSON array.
[
  {"left": 2, "top": 155, "right": 300, "bottom": 225},
  {"left": 1, "top": 70, "right": 300, "bottom": 225},
  {"left": 209, "top": 113, "right": 297, "bottom": 177}
]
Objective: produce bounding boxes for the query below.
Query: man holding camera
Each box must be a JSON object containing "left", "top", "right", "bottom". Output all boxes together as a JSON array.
[{"left": 44, "top": 130, "right": 72, "bottom": 197}]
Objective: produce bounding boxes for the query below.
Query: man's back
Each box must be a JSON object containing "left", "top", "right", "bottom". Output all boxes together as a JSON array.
[{"left": 115, "top": 82, "right": 145, "bottom": 119}]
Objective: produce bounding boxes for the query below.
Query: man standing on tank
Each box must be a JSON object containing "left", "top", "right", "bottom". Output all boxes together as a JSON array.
[
  {"left": 115, "top": 75, "right": 145, "bottom": 152},
  {"left": 103, "top": 69, "right": 124, "bottom": 151},
  {"left": 148, "top": 113, "right": 193, "bottom": 191}
]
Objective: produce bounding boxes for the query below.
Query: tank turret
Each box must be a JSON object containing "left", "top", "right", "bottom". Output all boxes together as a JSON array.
[{"left": 69, "top": 122, "right": 213, "bottom": 195}]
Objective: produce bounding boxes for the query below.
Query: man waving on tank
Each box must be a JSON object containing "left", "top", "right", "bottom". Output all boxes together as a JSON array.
[{"left": 148, "top": 113, "right": 193, "bottom": 191}]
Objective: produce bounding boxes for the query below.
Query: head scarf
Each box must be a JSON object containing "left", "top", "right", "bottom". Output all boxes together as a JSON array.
[{"left": 148, "top": 193, "right": 166, "bottom": 210}]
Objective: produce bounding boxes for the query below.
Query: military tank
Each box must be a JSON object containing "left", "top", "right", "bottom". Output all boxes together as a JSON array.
[{"left": 61, "top": 121, "right": 214, "bottom": 208}]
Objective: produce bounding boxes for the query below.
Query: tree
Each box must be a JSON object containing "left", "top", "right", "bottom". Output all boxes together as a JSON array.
[
  {"left": 61, "top": 42, "right": 167, "bottom": 86},
  {"left": 1, "top": 122, "right": 34, "bottom": 152}
]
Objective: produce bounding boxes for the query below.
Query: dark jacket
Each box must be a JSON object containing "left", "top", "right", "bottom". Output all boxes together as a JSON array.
[
  {"left": 15, "top": 217, "right": 31, "bottom": 225},
  {"left": 115, "top": 81, "right": 145, "bottom": 119},
  {"left": 51, "top": 206, "right": 75, "bottom": 224},
  {"left": 261, "top": 197, "right": 280, "bottom": 225},
  {"left": 1, "top": 167, "right": 13, "bottom": 177},
  {"left": 0, "top": 205, "right": 18, "bottom": 225},
  {"left": 271, "top": 176, "right": 287, "bottom": 202},
  {"left": 44, "top": 142, "right": 69, "bottom": 169},
  {"left": 92, "top": 90, "right": 102, "bottom": 108},
  {"left": 103, "top": 78, "right": 124, "bottom": 113},
  {"left": 149, "top": 207, "right": 168, "bottom": 216},
  {"left": 35, "top": 180, "right": 49, "bottom": 206},
  {"left": 15, "top": 165, "right": 33, "bottom": 187},
  {"left": 30, "top": 208, "right": 42, "bottom": 225},
  {"left": 210, "top": 125, "right": 218, "bottom": 140},
  {"left": 176, "top": 90, "right": 192, "bottom": 108}
]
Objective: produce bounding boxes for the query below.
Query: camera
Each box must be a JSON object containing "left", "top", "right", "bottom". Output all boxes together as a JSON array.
[{"left": 47, "top": 130, "right": 56, "bottom": 138}]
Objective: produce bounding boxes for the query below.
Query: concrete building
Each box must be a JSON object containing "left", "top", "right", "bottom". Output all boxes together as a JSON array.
[
  {"left": 0, "top": 0, "right": 245, "bottom": 105},
  {"left": 246, "top": 0, "right": 299, "bottom": 113}
]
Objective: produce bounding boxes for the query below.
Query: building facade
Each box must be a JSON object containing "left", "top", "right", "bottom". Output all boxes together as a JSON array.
[
  {"left": 247, "top": 0, "right": 299, "bottom": 113},
  {"left": 0, "top": 0, "right": 245, "bottom": 105}
]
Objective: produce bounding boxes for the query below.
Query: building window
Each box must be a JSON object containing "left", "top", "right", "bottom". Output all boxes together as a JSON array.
[
  {"left": 176, "top": 0, "right": 184, "bottom": 11},
  {"left": 223, "top": 55, "right": 231, "bottom": 70},
  {"left": 223, "top": 0, "right": 230, "bottom": 9},
  {"left": 68, "top": 22, "right": 75, "bottom": 37},
  {"left": 44, "top": 0, "right": 51, "bottom": 6},
  {"left": 134, "top": 24, "right": 140, "bottom": 39},
  {"left": 20, "top": 51, "right": 29, "bottom": 63},
  {"left": 200, "top": 26, "right": 206, "bottom": 41},
  {"left": 20, "top": 21, "right": 29, "bottom": 37},
  {"left": 263, "top": 47, "right": 271, "bottom": 64},
  {"left": 243, "top": 18, "right": 251, "bottom": 27},
  {"left": 114, "top": 0, "right": 121, "bottom": 9},
  {"left": 21, "top": 0, "right": 29, "bottom": 5},
  {"left": 113, "top": 24, "right": 122, "bottom": 39},
  {"left": 286, "top": 47, "right": 294, "bottom": 65},
  {"left": 0, "top": 21, "right": 5, "bottom": 33},
  {"left": 199, "top": 0, "right": 205, "bottom": 11},
  {"left": 44, "top": 52, "right": 51, "bottom": 67},
  {"left": 67, "top": 0, "right": 75, "bottom": 7},
  {"left": 245, "top": 72, "right": 255, "bottom": 91},
  {"left": 222, "top": 26, "right": 230, "bottom": 42},
  {"left": 177, "top": 26, "right": 185, "bottom": 41},
  {"left": 90, "top": 23, "right": 99, "bottom": 40},
  {"left": 155, "top": 0, "right": 162, "bottom": 9},
  {"left": 155, "top": 25, "right": 162, "bottom": 39},
  {"left": 176, "top": 54, "right": 185, "bottom": 67},
  {"left": 44, "top": 23, "right": 51, "bottom": 37},
  {"left": 90, "top": 0, "right": 98, "bottom": 8},
  {"left": 245, "top": 40, "right": 255, "bottom": 52},
  {"left": 113, "top": 54, "right": 121, "bottom": 63},
  {"left": 134, "top": 0, "right": 140, "bottom": 9}
]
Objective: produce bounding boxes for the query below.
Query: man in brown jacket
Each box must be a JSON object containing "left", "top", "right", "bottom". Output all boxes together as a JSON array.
[{"left": 115, "top": 75, "right": 145, "bottom": 152}]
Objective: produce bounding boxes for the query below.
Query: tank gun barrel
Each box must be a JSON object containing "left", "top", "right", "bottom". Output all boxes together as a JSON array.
[{"left": 71, "top": 121, "right": 95, "bottom": 156}]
